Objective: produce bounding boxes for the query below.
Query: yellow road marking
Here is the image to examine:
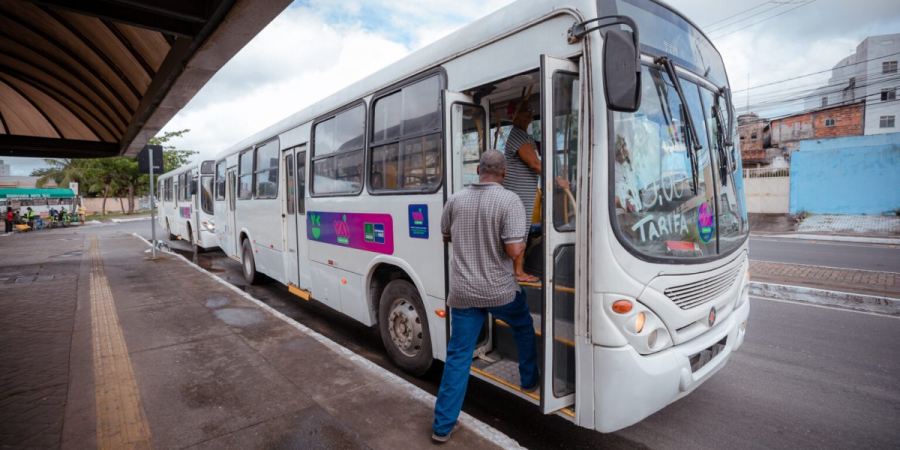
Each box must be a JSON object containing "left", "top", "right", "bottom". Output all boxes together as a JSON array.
[{"left": 89, "top": 237, "right": 153, "bottom": 449}]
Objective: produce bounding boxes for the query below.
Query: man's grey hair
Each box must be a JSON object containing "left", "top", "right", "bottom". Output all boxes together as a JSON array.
[{"left": 479, "top": 150, "right": 506, "bottom": 176}]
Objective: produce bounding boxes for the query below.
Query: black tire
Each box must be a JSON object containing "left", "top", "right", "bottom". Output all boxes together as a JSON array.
[
  {"left": 241, "top": 238, "right": 258, "bottom": 285},
  {"left": 378, "top": 279, "right": 433, "bottom": 376},
  {"left": 186, "top": 223, "right": 193, "bottom": 244}
]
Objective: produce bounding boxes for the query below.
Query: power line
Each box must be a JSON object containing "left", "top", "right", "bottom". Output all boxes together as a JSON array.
[
  {"left": 733, "top": 51, "right": 900, "bottom": 94},
  {"left": 710, "top": 0, "right": 817, "bottom": 40},
  {"left": 746, "top": 82, "right": 900, "bottom": 118},
  {"left": 745, "top": 74, "right": 900, "bottom": 110},
  {"left": 703, "top": 1, "right": 775, "bottom": 28},
  {"left": 733, "top": 71, "right": 900, "bottom": 106},
  {"left": 745, "top": 80, "right": 900, "bottom": 116},
  {"left": 706, "top": 2, "right": 788, "bottom": 35}
]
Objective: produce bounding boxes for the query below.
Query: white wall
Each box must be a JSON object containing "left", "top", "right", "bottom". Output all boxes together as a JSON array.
[{"left": 745, "top": 177, "right": 790, "bottom": 214}]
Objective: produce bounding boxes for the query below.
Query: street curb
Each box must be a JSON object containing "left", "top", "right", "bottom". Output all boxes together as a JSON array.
[
  {"left": 129, "top": 233, "right": 525, "bottom": 449},
  {"left": 750, "top": 281, "right": 900, "bottom": 316},
  {"left": 760, "top": 234, "right": 900, "bottom": 245},
  {"left": 110, "top": 217, "right": 151, "bottom": 223}
]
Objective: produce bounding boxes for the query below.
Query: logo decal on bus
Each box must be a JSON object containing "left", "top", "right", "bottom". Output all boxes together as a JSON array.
[
  {"left": 697, "top": 202, "right": 715, "bottom": 244},
  {"left": 408, "top": 204, "right": 429, "bottom": 239},
  {"left": 310, "top": 214, "right": 322, "bottom": 239},
  {"left": 308, "top": 211, "right": 394, "bottom": 254},
  {"left": 334, "top": 215, "right": 351, "bottom": 244}
]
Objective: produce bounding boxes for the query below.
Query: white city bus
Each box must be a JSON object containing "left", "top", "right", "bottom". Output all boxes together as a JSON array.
[
  {"left": 212, "top": 0, "right": 750, "bottom": 432},
  {"left": 157, "top": 161, "right": 218, "bottom": 250}
]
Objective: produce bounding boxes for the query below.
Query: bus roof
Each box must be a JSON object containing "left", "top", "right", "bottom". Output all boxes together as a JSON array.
[
  {"left": 0, "top": 188, "right": 76, "bottom": 199},
  {"left": 213, "top": 0, "right": 589, "bottom": 160}
]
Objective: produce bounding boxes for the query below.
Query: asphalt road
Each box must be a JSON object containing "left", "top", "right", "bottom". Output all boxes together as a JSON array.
[
  {"left": 749, "top": 236, "right": 900, "bottom": 273},
  {"left": 71, "top": 220, "right": 892, "bottom": 449}
]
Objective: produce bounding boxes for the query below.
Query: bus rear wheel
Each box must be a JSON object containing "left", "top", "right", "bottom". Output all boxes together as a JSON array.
[
  {"left": 166, "top": 220, "right": 176, "bottom": 240},
  {"left": 378, "top": 279, "right": 432, "bottom": 376},
  {"left": 241, "top": 239, "right": 258, "bottom": 285}
]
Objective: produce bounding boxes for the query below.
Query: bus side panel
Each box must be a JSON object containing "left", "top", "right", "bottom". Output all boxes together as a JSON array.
[{"left": 306, "top": 192, "right": 445, "bottom": 327}]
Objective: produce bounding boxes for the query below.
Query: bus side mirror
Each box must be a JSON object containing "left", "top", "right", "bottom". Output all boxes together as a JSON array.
[
  {"left": 603, "top": 29, "right": 641, "bottom": 113},
  {"left": 191, "top": 182, "right": 198, "bottom": 196}
]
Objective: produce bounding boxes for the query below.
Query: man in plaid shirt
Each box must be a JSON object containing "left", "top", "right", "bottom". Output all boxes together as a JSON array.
[{"left": 432, "top": 150, "right": 539, "bottom": 442}]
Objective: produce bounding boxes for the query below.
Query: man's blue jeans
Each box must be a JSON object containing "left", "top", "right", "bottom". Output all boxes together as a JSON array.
[{"left": 432, "top": 288, "right": 538, "bottom": 436}]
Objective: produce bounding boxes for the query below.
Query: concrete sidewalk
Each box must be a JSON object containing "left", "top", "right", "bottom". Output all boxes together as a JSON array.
[
  {"left": 0, "top": 230, "right": 519, "bottom": 449},
  {"left": 750, "top": 260, "right": 899, "bottom": 300}
]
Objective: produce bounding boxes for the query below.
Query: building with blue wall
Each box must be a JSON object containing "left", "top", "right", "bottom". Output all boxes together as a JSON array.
[{"left": 790, "top": 133, "right": 900, "bottom": 215}]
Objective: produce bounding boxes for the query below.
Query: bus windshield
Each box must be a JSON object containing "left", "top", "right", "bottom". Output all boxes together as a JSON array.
[{"left": 608, "top": 1, "right": 749, "bottom": 260}]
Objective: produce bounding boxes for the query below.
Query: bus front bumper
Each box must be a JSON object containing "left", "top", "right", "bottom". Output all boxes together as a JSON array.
[{"left": 591, "top": 297, "right": 750, "bottom": 433}]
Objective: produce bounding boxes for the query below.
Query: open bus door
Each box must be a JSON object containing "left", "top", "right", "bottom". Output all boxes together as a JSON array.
[
  {"left": 443, "top": 90, "right": 492, "bottom": 360},
  {"left": 539, "top": 54, "right": 579, "bottom": 414}
]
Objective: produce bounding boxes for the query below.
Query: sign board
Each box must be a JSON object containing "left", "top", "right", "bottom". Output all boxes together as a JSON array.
[
  {"left": 138, "top": 145, "right": 164, "bottom": 174},
  {"left": 70, "top": 182, "right": 79, "bottom": 196}
]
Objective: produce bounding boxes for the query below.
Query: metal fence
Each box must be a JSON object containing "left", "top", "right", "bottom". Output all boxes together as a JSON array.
[{"left": 743, "top": 167, "right": 790, "bottom": 179}]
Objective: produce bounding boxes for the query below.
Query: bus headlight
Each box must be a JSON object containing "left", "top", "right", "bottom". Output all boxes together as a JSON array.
[
  {"left": 608, "top": 298, "right": 672, "bottom": 355},
  {"left": 202, "top": 219, "right": 215, "bottom": 232}
]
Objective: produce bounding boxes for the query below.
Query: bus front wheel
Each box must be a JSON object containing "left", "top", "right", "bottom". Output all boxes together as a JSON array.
[
  {"left": 378, "top": 279, "right": 433, "bottom": 376},
  {"left": 241, "top": 239, "right": 258, "bottom": 285}
]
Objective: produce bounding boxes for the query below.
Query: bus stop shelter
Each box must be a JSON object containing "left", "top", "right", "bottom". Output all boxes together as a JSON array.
[{"left": 0, "top": 0, "right": 292, "bottom": 159}]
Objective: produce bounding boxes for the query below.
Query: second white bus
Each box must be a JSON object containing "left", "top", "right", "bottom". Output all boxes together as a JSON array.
[{"left": 157, "top": 161, "right": 218, "bottom": 250}]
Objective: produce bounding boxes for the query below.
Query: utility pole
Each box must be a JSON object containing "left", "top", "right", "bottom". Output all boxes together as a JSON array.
[
  {"left": 747, "top": 73, "right": 750, "bottom": 114},
  {"left": 149, "top": 150, "right": 157, "bottom": 259}
]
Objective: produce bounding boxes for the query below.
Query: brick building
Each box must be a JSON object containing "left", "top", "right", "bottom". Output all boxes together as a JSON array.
[
  {"left": 738, "top": 113, "right": 769, "bottom": 164},
  {"left": 769, "top": 102, "right": 864, "bottom": 154},
  {"left": 739, "top": 102, "right": 864, "bottom": 166}
]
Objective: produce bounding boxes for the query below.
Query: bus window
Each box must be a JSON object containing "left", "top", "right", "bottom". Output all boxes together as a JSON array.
[
  {"left": 297, "top": 151, "right": 306, "bottom": 214},
  {"left": 215, "top": 161, "right": 226, "bottom": 201},
  {"left": 285, "top": 153, "right": 294, "bottom": 215},
  {"left": 238, "top": 150, "right": 253, "bottom": 199},
  {"left": 201, "top": 176, "right": 214, "bottom": 214},
  {"left": 254, "top": 140, "right": 279, "bottom": 199},
  {"left": 552, "top": 72, "right": 580, "bottom": 231},
  {"left": 452, "top": 103, "right": 485, "bottom": 187},
  {"left": 312, "top": 104, "right": 365, "bottom": 195},
  {"left": 369, "top": 75, "right": 442, "bottom": 192}
]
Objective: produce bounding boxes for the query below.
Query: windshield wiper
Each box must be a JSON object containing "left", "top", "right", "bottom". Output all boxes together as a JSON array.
[
  {"left": 655, "top": 56, "right": 702, "bottom": 194},
  {"left": 713, "top": 97, "right": 730, "bottom": 186}
]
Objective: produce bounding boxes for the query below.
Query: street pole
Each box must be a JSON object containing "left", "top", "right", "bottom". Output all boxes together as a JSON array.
[{"left": 149, "top": 150, "right": 157, "bottom": 259}]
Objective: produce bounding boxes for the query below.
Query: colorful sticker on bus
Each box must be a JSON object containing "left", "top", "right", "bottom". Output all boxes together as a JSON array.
[
  {"left": 697, "top": 202, "right": 714, "bottom": 244},
  {"left": 408, "top": 204, "right": 429, "bottom": 239},
  {"left": 179, "top": 206, "right": 192, "bottom": 219},
  {"left": 308, "top": 211, "right": 394, "bottom": 254}
]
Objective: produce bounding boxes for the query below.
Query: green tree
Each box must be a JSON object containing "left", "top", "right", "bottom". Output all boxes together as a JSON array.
[
  {"left": 32, "top": 158, "right": 89, "bottom": 188},
  {"left": 148, "top": 129, "right": 195, "bottom": 174}
]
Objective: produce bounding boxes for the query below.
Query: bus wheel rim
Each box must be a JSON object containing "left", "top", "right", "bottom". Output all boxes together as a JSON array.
[
  {"left": 388, "top": 297, "right": 423, "bottom": 358},
  {"left": 243, "top": 249, "right": 251, "bottom": 275}
]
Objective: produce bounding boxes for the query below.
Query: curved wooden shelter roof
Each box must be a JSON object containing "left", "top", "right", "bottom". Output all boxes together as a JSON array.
[{"left": 0, "top": 0, "right": 291, "bottom": 158}]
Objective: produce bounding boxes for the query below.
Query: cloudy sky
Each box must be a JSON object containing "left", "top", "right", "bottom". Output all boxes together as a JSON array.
[{"left": 5, "top": 0, "right": 899, "bottom": 174}]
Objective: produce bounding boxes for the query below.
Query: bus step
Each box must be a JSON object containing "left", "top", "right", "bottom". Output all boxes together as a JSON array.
[{"left": 287, "top": 284, "right": 311, "bottom": 300}]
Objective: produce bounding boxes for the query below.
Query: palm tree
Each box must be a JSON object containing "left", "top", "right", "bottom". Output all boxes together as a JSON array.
[{"left": 34, "top": 158, "right": 87, "bottom": 188}]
